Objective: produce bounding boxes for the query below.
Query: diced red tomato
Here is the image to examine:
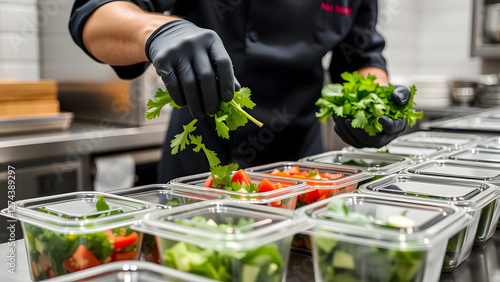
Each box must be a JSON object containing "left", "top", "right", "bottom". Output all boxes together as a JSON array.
[
  {"left": 258, "top": 178, "right": 275, "bottom": 192},
  {"left": 104, "top": 229, "right": 115, "bottom": 241},
  {"left": 231, "top": 169, "right": 252, "bottom": 185},
  {"left": 112, "top": 250, "right": 137, "bottom": 261},
  {"left": 270, "top": 200, "right": 282, "bottom": 207},
  {"left": 321, "top": 172, "right": 343, "bottom": 180},
  {"left": 38, "top": 253, "right": 51, "bottom": 272},
  {"left": 274, "top": 182, "right": 283, "bottom": 189},
  {"left": 203, "top": 175, "right": 213, "bottom": 187},
  {"left": 62, "top": 245, "right": 102, "bottom": 273},
  {"left": 113, "top": 232, "right": 138, "bottom": 249},
  {"left": 283, "top": 166, "right": 301, "bottom": 175}
]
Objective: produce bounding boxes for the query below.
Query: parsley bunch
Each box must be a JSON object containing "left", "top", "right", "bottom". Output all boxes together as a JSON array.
[
  {"left": 146, "top": 87, "right": 262, "bottom": 168},
  {"left": 315, "top": 72, "right": 423, "bottom": 136}
]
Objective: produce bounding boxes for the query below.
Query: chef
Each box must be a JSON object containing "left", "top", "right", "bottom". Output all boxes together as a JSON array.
[{"left": 69, "top": 0, "right": 410, "bottom": 182}]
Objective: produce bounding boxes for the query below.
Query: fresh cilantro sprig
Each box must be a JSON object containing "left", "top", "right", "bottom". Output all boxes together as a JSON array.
[
  {"left": 146, "top": 87, "right": 262, "bottom": 168},
  {"left": 315, "top": 71, "right": 423, "bottom": 136},
  {"left": 208, "top": 163, "right": 259, "bottom": 193}
]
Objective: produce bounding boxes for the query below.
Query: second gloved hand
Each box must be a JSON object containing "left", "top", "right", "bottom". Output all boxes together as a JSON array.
[
  {"left": 333, "top": 85, "right": 410, "bottom": 148},
  {"left": 146, "top": 20, "right": 239, "bottom": 120}
]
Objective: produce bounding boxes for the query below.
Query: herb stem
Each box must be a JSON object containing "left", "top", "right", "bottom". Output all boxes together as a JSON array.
[{"left": 229, "top": 100, "right": 263, "bottom": 127}]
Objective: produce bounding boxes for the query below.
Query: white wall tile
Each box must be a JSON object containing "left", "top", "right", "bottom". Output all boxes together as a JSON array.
[
  {"left": 0, "top": 31, "right": 39, "bottom": 60},
  {"left": 0, "top": 60, "right": 39, "bottom": 80},
  {"left": 0, "top": 2, "right": 37, "bottom": 32}
]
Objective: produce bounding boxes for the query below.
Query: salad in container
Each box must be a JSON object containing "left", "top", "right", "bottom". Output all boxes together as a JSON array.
[
  {"left": 244, "top": 161, "right": 371, "bottom": 208},
  {"left": 296, "top": 194, "right": 471, "bottom": 281},
  {"left": 44, "top": 261, "right": 218, "bottom": 282},
  {"left": 0, "top": 192, "right": 156, "bottom": 281},
  {"left": 392, "top": 131, "right": 482, "bottom": 150},
  {"left": 110, "top": 184, "right": 228, "bottom": 264},
  {"left": 358, "top": 174, "right": 500, "bottom": 271},
  {"left": 169, "top": 167, "right": 308, "bottom": 210},
  {"left": 299, "top": 151, "right": 412, "bottom": 184},
  {"left": 132, "top": 200, "right": 304, "bottom": 282}
]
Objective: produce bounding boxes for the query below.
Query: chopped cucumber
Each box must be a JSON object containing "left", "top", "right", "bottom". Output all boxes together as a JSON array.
[
  {"left": 387, "top": 215, "right": 415, "bottom": 228},
  {"left": 332, "top": 250, "right": 355, "bottom": 269},
  {"left": 242, "top": 264, "right": 260, "bottom": 282}
]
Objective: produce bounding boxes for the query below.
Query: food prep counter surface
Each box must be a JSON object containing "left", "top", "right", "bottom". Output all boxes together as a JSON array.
[{"left": 0, "top": 120, "right": 168, "bottom": 163}]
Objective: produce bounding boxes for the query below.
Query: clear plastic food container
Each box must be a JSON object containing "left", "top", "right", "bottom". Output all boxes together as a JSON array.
[
  {"left": 132, "top": 201, "right": 305, "bottom": 282},
  {"left": 403, "top": 160, "right": 500, "bottom": 185},
  {"left": 0, "top": 192, "right": 157, "bottom": 281},
  {"left": 299, "top": 151, "right": 412, "bottom": 182},
  {"left": 296, "top": 194, "right": 471, "bottom": 281},
  {"left": 170, "top": 172, "right": 308, "bottom": 210},
  {"left": 110, "top": 184, "right": 228, "bottom": 264},
  {"left": 446, "top": 148, "right": 500, "bottom": 164},
  {"left": 344, "top": 142, "right": 450, "bottom": 162},
  {"left": 478, "top": 136, "right": 500, "bottom": 150},
  {"left": 392, "top": 131, "right": 482, "bottom": 150},
  {"left": 44, "top": 261, "right": 218, "bottom": 282},
  {"left": 245, "top": 161, "right": 371, "bottom": 208},
  {"left": 358, "top": 174, "right": 500, "bottom": 269}
]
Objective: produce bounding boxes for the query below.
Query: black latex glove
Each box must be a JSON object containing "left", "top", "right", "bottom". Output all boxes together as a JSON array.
[
  {"left": 333, "top": 85, "right": 410, "bottom": 148},
  {"left": 146, "top": 20, "right": 240, "bottom": 120}
]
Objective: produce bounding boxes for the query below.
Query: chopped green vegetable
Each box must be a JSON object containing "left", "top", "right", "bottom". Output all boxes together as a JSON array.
[
  {"left": 96, "top": 195, "right": 109, "bottom": 211},
  {"left": 316, "top": 199, "right": 426, "bottom": 281},
  {"left": 161, "top": 215, "right": 286, "bottom": 282},
  {"left": 146, "top": 87, "right": 262, "bottom": 168},
  {"left": 315, "top": 71, "right": 423, "bottom": 136},
  {"left": 166, "top": 198, "right": 181, "bottom": 206}
]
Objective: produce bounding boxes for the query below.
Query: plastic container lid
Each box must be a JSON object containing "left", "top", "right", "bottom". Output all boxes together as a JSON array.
[
  {"left": 446, "top": 148, "right": 500, "bottom": 164},
  {"left": 478, "top": 136, "right": 500, "bottom": 150},
  {"left": 110, "top": 184, "right": 228, "bottom": 208},
  {"left": 404, "top": 160, "right": 500, "bottom": 184},
  {"left": 0, "top": 192, "right": 157, "bottom": 234},
  {"left": 344, "top": 142, "right": 450, "bottom": 162},
  {"left": 358, "top": 174, "right": 500, "bottom": 211},
  {"left": 392, "top": 131, "right": 482, "bottom": 150},
  {"left": 244, "top": 161, "right": 371, "bottom": 189},
  {"left": 169, "top": 172, "right": 309, "bottom": 204},
  {"left": 297, "top": 193, "right": 470, "bottom": 250},
  {"left": 44, "top": 261, "right": 218, "bottom": 282},
  {"left": 133, "top": 201, "right": 305, "bottom": 251},
  {"left": 298, "top": 151, "right": 412, "bottom": 176}
]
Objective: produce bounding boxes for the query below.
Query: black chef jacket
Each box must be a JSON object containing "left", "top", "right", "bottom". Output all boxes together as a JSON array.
[{"left": 69, "top": 0, "right": 387, "bottom": 182}]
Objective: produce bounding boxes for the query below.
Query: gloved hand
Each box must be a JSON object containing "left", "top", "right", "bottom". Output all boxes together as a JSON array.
[
  {"left": 146, "top": 20, "right": 240, "bottom": 120},
  {"left": 333, "top": 85, "right": 410, "bottom": 148}
]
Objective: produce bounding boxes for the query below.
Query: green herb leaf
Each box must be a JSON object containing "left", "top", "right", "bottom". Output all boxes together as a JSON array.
[
  {"left": 170, "top": 119, "right": 198, "bottom": 155},
  {"left": 146, "top": 88, "right": 183, "bottom": 120},
  {"left": 189, "top": 135, "right": 220, "bottom": 168},
  {"left": 316, "top": 71, "right": 423, "bottom": 136},
  {"left": 96, "top": 195, "right": 109, "bottom": 212},
  {"left": 166, "top": 198, "right": 181, "bottom": 206}
]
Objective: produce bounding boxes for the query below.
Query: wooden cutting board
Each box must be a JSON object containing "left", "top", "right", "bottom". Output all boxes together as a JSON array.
[
  {"left": 0, "top": 79, "right": 57, "bottom": 101},
  {"left": 0, "top": 99, "right": 60, "bottom": 117}
]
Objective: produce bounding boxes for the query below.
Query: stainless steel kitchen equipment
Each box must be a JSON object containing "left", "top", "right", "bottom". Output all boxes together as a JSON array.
[{"left": 472, "top": 0, "right": 500, "bottom": 57}]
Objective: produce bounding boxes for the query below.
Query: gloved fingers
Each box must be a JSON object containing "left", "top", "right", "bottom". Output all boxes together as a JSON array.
[
  {"left": 234, "top": 77, "right": 241, "bottom": 92},
  {"left": 208, "top": 39, "right": 235, "bottom": 102},
  {"left": 193, "top": 51, "right": 219, "bottom": 115},
  {"left": 177, "top": 63, "right": 204, "bottom": 120},
  {"left": 332, "top": 115, "right": 365, "bottom": 148},
  {"left": 379, "top": 116, "right": 407, "bottom": 134},
  {"left": 161, "top": 70, "right": 186, "bottom": 107},
  {"left": 391, "top": 85, "right": 411, "bottom": 106},
  {"left": 348, "top": 126, "right": 397, "bottom": 148}
]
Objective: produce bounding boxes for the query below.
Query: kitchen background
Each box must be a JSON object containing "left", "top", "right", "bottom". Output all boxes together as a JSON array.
[{"left": 0, "top": 0, "right": 500, "bottom": 243}]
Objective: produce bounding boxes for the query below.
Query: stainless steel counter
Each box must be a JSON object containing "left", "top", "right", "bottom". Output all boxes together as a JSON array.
[{"left": 0, "top": 120, "right": 168, "bottom": 164}]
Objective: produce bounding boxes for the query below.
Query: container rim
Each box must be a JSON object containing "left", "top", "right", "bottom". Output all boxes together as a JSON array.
[
  {"left": 295, "top": 193, "right": 471, "bottom": 251},
  {"left": 133, "top": 200, "right": 309, "bottom": 251},
  {"left": 0, "top": 191, "right": 157, "bottom": 234},
  {"left": 298, "top": 151, "right": 412, "bottom": 175},
  {"left": 358, "top": 174, "right": 500, "bottom": 210}
]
